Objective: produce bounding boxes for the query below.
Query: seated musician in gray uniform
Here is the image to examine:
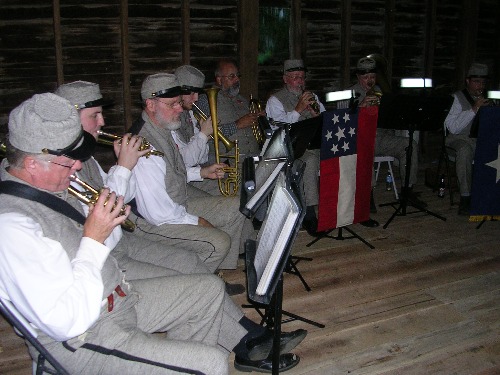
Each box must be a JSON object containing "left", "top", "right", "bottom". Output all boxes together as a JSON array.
[
  {"left": 337, "top": 57, "right": 426, "bottom": 223},
  {"left": 265, "top": 59, "right": 325, "bottom": 236},
  {"left": 0, "top": 93, "right": 306, "bottom": 374},
  {"left": 55, "top": 80, "right": 231, "bottom": 276},
  {"left": 129, "top": 73, "right": 254, "bottom": 273},
  {"left": 444, "top": 63, "right": 490, "bottom": 216}
]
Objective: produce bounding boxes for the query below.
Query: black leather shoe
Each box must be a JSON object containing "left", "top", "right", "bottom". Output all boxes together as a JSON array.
[
  {"left": 360, "top": 218, "right": 379, "bottom": 227},
  {"left": 302, "top": 216, "right": 319, "bottom": 236},
  {"left": 225, "top": 282, "right": 245, "bottom": 296},
  {"left": 234, "top": 353, "right": 300, "bottom": 373},
  {"left": 246, "top": 329, "right": 307, "bottom": 361}
]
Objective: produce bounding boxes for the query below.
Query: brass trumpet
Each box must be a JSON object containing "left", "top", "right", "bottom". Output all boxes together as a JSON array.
[
  {"left": 192, "top": 103, "right": 237, "bottom": 152},
  {"left": 205, "top": 87, "right": 240, "bottom": 197},
  {"left": 366, "top": 86, "right": 383, "bottom": 106},
  {"left": 248, "top": 94, "right": 265, "bottom": 147},
  {"left": 68, "top": 174, "right": 136, "bottom": 232},
  {"left": 96, "top": 131, "right": 164, "bottom": 158}
]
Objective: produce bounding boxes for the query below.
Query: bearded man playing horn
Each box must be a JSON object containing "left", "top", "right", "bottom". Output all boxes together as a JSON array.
[
  {"left": 129, "top": 73, "right": 255, "bottom": 285},
  {"left": 337, "top": 56, "right": 427, "bottom": 221},
  {"left": 265, "top": 59, "right": 326, "bottom": 237}
]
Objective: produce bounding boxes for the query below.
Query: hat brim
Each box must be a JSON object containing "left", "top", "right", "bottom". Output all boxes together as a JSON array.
[
  {"left": 285, "top": 67, "right": 308, "bottom": 73},
  {"left": 152, "top": 86, "right": 182, "bottom": 99},
  {"left": 76, "top": 97, "right": 114, "bottom": 110},
  {"left": 180, "top": 85, "right": 205, "bottom": 94},
  {"left": 356, "top": 69, "right": 377, "bottom": 75},
  {"left": 468, "top": 75, "right": 488, "bottom": 79},
  {"left": 44, "top": 131, "right": 96, "bottom": 161}
]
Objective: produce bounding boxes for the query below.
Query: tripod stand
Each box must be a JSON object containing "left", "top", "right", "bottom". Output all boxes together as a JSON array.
[{"left": 377, "top": 94, "right": 453, "bottom": 228}]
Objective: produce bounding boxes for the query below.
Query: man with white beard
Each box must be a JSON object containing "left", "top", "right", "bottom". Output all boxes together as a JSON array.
[{"left": 129, "top": 74, "right": 252, "bottom": 290}]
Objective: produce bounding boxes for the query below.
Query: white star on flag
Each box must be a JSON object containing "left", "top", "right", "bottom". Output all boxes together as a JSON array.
[
  {"left": 331, "top": 144, "right": 339, "bottom": 153},
  {"left": 325, "top": 130, "right": 332, "bottom": 141},
  {"left": 348, "top": 127, "right": 356, "bottom": 137},
  {"left": 343, "top": 112, "right": 350, "bottom": 123},
  {"left": 332, "top": 114, "right": 339, "bottom": 124},
  {"left": 485, "top": 144, "right": 500, "bottom": 183},
  {"left": 341, "top": 141, "right": 350, "bottom": 152},
  {"left": 335, "top": 127, "right": 345, "bottom": 141}
]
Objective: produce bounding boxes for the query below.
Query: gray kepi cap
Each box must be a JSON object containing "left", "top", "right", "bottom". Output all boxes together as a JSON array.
[
  {"left": 467, "top": 63, "right": 488, "bottom": 78},
  {"left": 356, "top": 57, "right": 377, "bottom": 75},
  {"left": 283, "top": 59, "right": 307, "bottom": 73},
  {"left": 8, "top": 93, "right": 96, "bottom": 160},
  {"left": 175, "top": 65, "right": 206, "bottom": 94},
  {"left": 54, "top": 81, "right": 113, "bottom": 110},
  {"left": 141, "top": 73, "right": 181, "bottom": 101}
]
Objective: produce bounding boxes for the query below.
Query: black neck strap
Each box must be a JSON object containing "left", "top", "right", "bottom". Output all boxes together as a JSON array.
[{"left": 0, "top": 181, "right": 86, "bottom": 225}]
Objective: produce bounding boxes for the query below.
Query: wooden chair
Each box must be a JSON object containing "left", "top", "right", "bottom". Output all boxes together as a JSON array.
[{"left": 0, "top": 297, "right": 69, "bottom": 375}]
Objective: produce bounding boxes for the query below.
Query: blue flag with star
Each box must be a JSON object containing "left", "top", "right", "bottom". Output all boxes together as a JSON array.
[{"left": 470, "top": 107, "right": 500, "bottom": 221}]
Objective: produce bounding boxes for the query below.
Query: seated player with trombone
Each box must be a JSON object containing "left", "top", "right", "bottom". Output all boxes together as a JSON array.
[
  {"left": 173, "top": 64, "right": 241, "bottom": 198},
  {"left": 54, "top": 81, "right": 237, "bottom": 282},
  {"left": 129, "top": 73, "right": 254, "bottom": 283}
]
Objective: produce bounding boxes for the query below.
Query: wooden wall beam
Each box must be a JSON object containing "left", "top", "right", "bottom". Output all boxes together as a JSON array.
[
  {"left": 384, "top": 0, "right": 395, "bottom": 84},
  {"left": 455, "top": 0, "right": 479, "bottom": 88},
  {"left": 424, "top": 0, "right": 437, "bottom": 79},
  {"left": 238, "top": 0, "right": 259, "bottom": 98},
  {"left": 120, "top": 0, "right": 132, "bottom": 130},
  {"left": 290, "top": 0, "right": 302, "bottom": 59},
  {"left": 340, "top": 0, "right": 352, "bottom": 89},
  {"left": 52, "top": 0, "right": 64, "bottom": 85},
  {"left": 181, "top": 0, "right": 190, "bottom": 64}
]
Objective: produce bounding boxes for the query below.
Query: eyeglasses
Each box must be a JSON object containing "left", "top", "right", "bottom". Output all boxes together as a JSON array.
[
  {"left": 154, "top": 99, "right": 184, "bottom": 109},
  {"left": 219, "top": 73, "right": 241, "bottom": 80},
  {"left": 46, "top": 159, "right": 77, "bottom": 169},
  {"left": 285, "top": 74, "right": 306, "bottom": 81}
]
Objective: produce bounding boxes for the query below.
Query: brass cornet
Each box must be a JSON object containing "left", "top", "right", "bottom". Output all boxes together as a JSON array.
[
  {"left": 366, "top": 86, "right": 383, "bottom": 106},
  {"left": 96, "top": 131, "right": 164, "bottom": 158},
  {"left": 248, "top": 94, "right": 265, "bottom": 147},
  {"left": 205, "top": 87, "right": 240, "bottom": 197},
  {"left": 68, "top": 174, "right": 136, "bottom": 232},
  {"left": 192, "top": 103, "right": 237, "bottom": 153}
]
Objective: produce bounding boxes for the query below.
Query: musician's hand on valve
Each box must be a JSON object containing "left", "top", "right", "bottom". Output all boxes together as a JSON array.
[
  {"left": 114, "top": 133, "right": 150, "bottom": 171},
  {"left": 84, "top": 189, "right": 130, "bottom": 244},
  {"left": 201, "top": 163, "right": 228, "bottom": 180},
  {"left": 359, "top": 94, "right": 379, "bottom": 108},
  {"left": 473, "top": 98, "right": 490, "bottom": 113},
  {"left": 236, "top": 113, "right": 259, "bottom": 129},
  {"left": 199, "top": 116, "right": 214, "bottom": 137},
  {"left": 295, "top": 91, "right": 314, "bottom": 114}
]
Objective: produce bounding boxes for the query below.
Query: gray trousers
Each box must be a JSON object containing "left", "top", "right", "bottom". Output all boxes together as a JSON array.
[
  {"left": 38, "top": 274, "right": 246, "bottom": 375},
  {"left": 375, "top": 129, "right": 418, "bottom": 187},
  {"left": 445, "top": 134, "right": 476, "bottom": 195}
]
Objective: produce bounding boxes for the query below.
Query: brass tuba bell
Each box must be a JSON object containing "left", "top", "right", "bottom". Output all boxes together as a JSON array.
[
  {"left": 205, "top": 87, "right": 240, "bottom": 197},
  {"left": 248, "top": 94, "right": 265, "bottom": 147},
  {"left": 68, "top": 174, "right": 136, "bottom": 232}
]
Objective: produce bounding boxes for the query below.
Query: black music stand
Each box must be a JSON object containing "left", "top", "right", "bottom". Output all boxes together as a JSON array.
[
  {"left": 244, "top": 171, "right": 324, "bottom": 374},
  {"left": 377, "top": 94, "right": 453, "bottom": 228}
]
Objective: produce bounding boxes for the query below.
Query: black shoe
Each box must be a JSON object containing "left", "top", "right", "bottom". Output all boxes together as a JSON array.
[
  {"left": 360, "top": 218, "right": 379, "bottom": 227},
  {"left": 246, "top": 329, "right": 307, "bottom": 361},
  {"left": 225, "top": 282, "right": 245, "bottom": 296},
  {"left": 235, "top": 353, "right": 300, "bottom": 373},
  {"left": 302, "top": 217, "right": 327, "bottom": 237},
  {"left": 370, "top": 189, "right": 377, "bottom": 213},
  {"left": 458, "top": 196, "right": 471, "bottom": 216},
  {"left": 252, "top": 218, "right": 263, "bottom": 231}
]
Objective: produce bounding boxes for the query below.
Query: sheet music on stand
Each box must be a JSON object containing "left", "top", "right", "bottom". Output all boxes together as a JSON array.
[{"left": 245, "top": 171, "right": 304, "bottom": 304}]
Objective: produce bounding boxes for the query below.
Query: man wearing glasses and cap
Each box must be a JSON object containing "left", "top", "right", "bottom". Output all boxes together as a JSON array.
[
  {"left": 265, "top": 59, "right": 325, "bottom": 236},
  {"left": 0, "top": 93, "right": 305, "bottom": 374},
  {"left": 129, "top": 73, "right": 254, "bottom": 278},
  {"left": 444, "top": 63, "right": 491, "bottom": 215}
]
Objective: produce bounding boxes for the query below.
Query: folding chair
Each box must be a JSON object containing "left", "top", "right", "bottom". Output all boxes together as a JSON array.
[
  {"left": 0, "top": 297, "right": 69, "bottom": 375},
  {"left": 374, "top": 155, "right": 399, "bottom": 200}
]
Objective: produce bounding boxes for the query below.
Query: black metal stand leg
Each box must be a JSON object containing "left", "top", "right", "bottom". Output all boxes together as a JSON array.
[
  {"left": 285, "top": 256, "right": 313, "bottom": 292},
  {"left": 382, "top": 126, "right": 446, "bottom": 228},
  {"left": 306, "top": 226, "right": 374, "bottom": 249}
]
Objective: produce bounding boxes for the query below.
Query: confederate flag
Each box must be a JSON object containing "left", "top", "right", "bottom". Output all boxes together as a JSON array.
[{"left": 317, "top": 107, "right": 378, "bottom": 231}]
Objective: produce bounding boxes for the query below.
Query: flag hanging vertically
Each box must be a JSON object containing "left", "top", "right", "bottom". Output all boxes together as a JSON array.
[
  {"left": 317, "top": 107, "right": 378, "bottom": 231},
  {"left": 470, "top": 106, "right": 500, "bottom": 222}
]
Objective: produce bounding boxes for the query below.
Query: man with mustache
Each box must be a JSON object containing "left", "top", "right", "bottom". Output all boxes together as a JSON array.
[
  {"left": 444, "top": 63, "right": 490, "bottom": 215},
  {"left": 129, "top": 73, "right": 253, "bottom": 281}
]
